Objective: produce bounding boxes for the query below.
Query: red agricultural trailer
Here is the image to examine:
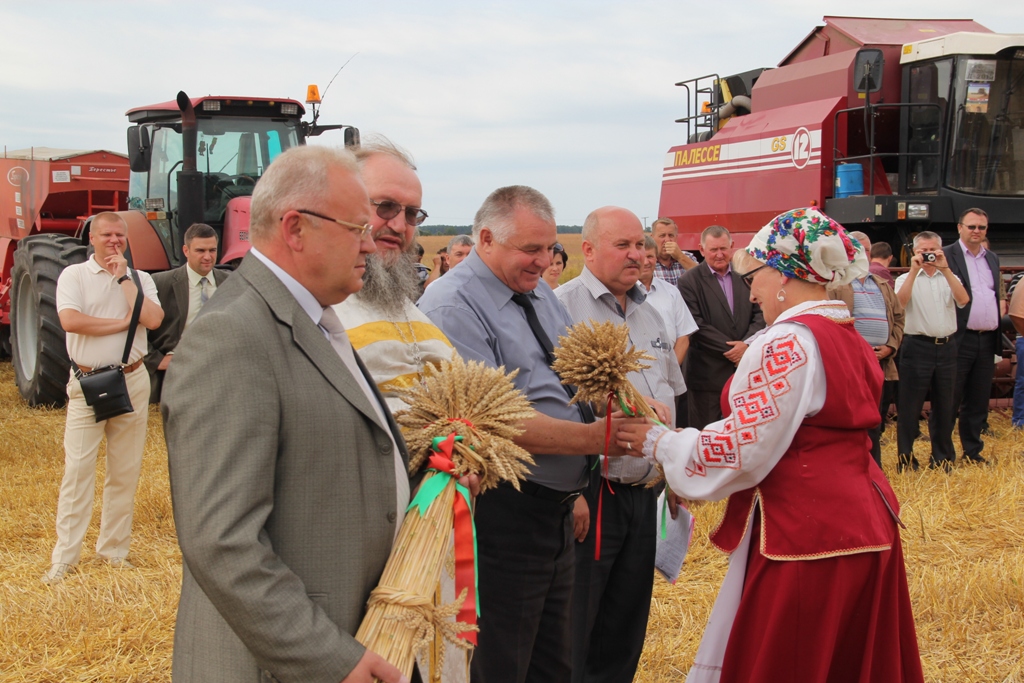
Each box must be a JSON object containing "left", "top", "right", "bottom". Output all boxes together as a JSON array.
[
  {"left": 0, "top": 149, "right": 128, "bottom": 398},
  {"left": 2, "top": 89, "right": 358, "bottom": 406},
  {"left": 659, "top": 16, "right": 1024, "bottom": 263}
]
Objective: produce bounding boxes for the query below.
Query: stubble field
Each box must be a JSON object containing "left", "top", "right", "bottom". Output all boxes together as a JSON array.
[{"left": 1, "top": 358, "right": 1023, "bottom": 681}]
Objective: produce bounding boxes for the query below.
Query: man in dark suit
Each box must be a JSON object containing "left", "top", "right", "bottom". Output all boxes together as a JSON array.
[
  {"left": 678, "top": 225, "right": 765, "bottom": 428},
  {"left": 144, "top": 223, "right": 229, "bottom": 402},
  {"left": 943, "top": 208, "right": 1003, "bottom": 464},
  {"left": 163, "top": 145, "right": 410, "bottom": 683}
]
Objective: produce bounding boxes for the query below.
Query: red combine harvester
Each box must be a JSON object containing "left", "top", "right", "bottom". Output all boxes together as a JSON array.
[
  {"left": 2, "top": 89, "right": 358, "bottom": 406},
  {"left": 659, "top": 17, "right": 1024, "bottom": 262}
]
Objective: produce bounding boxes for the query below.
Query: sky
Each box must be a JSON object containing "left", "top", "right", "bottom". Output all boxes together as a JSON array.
[{"left": 2, "top": 2, "right": 1023, "bottom": 226}]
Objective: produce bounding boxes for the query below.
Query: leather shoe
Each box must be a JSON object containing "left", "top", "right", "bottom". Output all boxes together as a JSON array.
[
  {"left": 896, "top": 455, "right": 920, "bottom": 472},
  {"left": 963, "top": 453, "right": 988, "bottom": 465},
  {"left": 108, "top": 557, "right": 135, "bottom": 569}
]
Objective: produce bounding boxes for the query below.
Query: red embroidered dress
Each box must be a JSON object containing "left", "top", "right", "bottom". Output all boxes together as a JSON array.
[{"left": 648, "top": 301, "right": 923, "bottom": 683}]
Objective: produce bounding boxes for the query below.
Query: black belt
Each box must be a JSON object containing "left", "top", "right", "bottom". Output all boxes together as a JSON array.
[
  {"left": 513, "top": 479, "right": 583, "bottom": 506},
  {"left": 964, "top": 329, "right": 997, "bottom": 335},
  {"left": 907, "top": 334, "right": 952, "bottom": 345}
]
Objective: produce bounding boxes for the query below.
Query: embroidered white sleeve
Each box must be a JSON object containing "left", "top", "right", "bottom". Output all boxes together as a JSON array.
[
  {"left": 654, "top": 323, "right": 826, "bottom": 502},
  {"left": 641, "top": 424, "right": 670, "bottom": 460}
]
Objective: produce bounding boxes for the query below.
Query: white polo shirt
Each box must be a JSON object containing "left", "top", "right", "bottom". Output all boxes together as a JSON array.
[
  {"left": 894, "top": 268, "right": 962, "bottom": 337},
  {"left": 56, "top": 256, "right": 160, "bottom": 367}
]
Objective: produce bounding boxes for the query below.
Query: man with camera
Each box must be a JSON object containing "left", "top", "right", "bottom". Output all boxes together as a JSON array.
[
  {"left": 894, "top": 231, "right": 969, "bottom": 472},
  {"left": 43, "top": 212, "right": 163, "bottom": 584}
]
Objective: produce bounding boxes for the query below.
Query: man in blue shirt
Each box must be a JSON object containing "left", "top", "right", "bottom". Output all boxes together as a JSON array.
[{"left": 419, "top": 185, "right": 618, "bottom": 683}]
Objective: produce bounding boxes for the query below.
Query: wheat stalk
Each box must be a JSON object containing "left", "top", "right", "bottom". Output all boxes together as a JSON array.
[{"left": 355, "top": 356, "right": 535, "bottom": 678}]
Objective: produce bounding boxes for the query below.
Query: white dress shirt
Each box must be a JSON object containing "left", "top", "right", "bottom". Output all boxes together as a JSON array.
[{"left": 894, "top": 268, "right": 962, "bottom": 337}]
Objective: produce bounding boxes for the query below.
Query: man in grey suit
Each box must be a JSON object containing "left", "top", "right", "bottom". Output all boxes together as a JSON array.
[
  {"left": 163, "top": 145, "right": 410, "bottom": 683},
  {"left": 677, "top": 225, "right": 765, "bottom": 429},
  {"left": 144, "top": 222, "right": 229, "bottom": 402}
]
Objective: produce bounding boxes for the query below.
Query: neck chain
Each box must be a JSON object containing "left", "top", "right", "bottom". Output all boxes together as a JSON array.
[{"left": 391, "top": 309, "right": 424, "bottom": 366}]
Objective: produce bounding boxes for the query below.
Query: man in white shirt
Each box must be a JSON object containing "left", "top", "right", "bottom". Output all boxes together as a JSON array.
[
  {"left": 145, "top": 223, "right": 229, "bottom": 402},
  {"left": 640, "top": 235, "right": 698, "bottom": 428},
  {"left": 894, "top": 231, "right": 969, "bottom": 472},
  {"left": 43, "top": 212, "right": 164, "bottom": 584},
  {"left": 556, "top": 207, "right": 683, "bottom": 683}
]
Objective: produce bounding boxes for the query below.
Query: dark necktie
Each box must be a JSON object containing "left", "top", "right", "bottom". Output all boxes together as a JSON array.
[{"left": 510, "top": 292, "right": 594, "bottom": 424}]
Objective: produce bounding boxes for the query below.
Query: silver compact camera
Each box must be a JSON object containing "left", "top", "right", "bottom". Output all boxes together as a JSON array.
[{"left": 922, "top": 253, "right": 937, "bottom": 263}]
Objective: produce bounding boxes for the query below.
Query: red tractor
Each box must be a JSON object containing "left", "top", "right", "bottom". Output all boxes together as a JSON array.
[
  {"left": 2, "top": 90, "right": 358, "bottom": 406},
  {"left": 659, "top": 16, "right": 1024, "bottom": 262}
]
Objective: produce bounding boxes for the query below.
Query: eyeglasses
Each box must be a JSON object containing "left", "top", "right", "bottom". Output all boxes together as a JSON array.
[
  {"left": 295, "top": 209, "right": 372, "bottom": 237},
  {"left": 371, "top": 199, "right": 428, "bottom": 226},
  {"left": 960, "top": 223, "right": 987, "bottom": 231},
  {"left": 740, "top": 264, "right": 769, "bottom": 287}
]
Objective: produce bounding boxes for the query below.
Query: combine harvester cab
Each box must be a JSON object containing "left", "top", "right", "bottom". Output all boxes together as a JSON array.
[
  {"left": 660, "top": 16, "right": 1024, "bottom": 262},
  {"left": 0, "top": 149, "right": 128, "bottom": 404},
  {"left": 4, "top": 89, "right": 359, "bottom": 406}
]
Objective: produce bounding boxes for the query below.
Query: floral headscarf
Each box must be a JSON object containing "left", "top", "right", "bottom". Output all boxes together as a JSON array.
[{"left": 746, "top": 207, "right": 868, "bottom": 288}]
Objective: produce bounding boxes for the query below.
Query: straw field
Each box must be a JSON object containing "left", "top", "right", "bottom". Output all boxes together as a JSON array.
[{"left": 2, "top": 359, "right": 1023, "bottom": 682}]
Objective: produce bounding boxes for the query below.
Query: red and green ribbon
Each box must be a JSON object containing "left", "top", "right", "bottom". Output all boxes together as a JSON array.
[
  {"left": 595, "top": 391, "right": 668, "bottom": 560},
  {"left": 406, "top": 432, "right": 480, "bottom": 645}
]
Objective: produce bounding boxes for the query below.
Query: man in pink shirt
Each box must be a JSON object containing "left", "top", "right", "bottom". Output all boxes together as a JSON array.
[{"left": 943, "top": 208, "right": 1003, "bottom": 464}]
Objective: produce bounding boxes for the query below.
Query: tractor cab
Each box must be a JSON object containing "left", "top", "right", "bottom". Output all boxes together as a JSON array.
[{"left": 124, "top": 93, "right": 358, "bottom": 269}]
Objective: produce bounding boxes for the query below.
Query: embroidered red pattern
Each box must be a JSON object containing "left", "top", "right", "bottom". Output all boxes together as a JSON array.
[{"left": 687, "top": 334, "right": 807, "bottom": 477}]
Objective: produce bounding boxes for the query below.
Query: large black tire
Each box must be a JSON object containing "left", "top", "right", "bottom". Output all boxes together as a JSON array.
[{"left": 11, "top": 235, "right": 89, "bottom": 407}]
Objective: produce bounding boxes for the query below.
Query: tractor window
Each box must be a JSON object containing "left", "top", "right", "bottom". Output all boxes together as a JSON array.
[
  {"left": 946, "top": 54, "right": 1024, "bottom": 196},
  {"left": 196, "top": 117, "right": 300, "bottom": 222}
]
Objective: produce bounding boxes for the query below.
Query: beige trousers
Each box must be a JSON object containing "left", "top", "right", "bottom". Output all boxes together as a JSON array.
[{"left": 51, "top": 367, "right": 151, "bottom": 565}]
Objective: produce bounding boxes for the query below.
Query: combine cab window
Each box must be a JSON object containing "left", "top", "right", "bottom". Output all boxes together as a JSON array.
[
  {"left": 947, "top": 54, "right": 1024, "bottom": 196},
  {"left": 906, "top": 59, "right": 952, "bottom": 192}
]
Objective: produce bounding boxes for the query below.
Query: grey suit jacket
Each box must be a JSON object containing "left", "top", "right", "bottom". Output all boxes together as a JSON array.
[
  {"left": 163, "top": 254, "right": 410, "bottom": 683},
  {"left": 677, "top": 264, "right": 765, "bottom": 393},
  {"left": 145, "top": 265, "right": 229, "bottom": 401}
]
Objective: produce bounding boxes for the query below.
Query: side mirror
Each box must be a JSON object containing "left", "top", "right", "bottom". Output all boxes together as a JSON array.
[
  {"left": 127, "top": 125, "right": 152, "bottom": 173},
  {"left": 853, "top": 48, "right": 884, "bottom": 94},
  {"left": 344, "top": 127, "right": 361, "bottom": 148}
]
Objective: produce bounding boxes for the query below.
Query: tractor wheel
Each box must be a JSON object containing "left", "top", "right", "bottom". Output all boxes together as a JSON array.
[{"left": 11, "top": 235, "right": 89, "bottom": 406}]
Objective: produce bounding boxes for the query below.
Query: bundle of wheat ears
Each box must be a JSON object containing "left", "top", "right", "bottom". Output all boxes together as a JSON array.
[
  {"left": 355, "top": 356, "right": 535, "bottom": 678},
  {"left": 552, "top": 319, "right": 657, "bottom": 419}
]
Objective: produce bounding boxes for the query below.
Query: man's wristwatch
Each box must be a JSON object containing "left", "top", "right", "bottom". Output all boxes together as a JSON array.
[{"left": 117, "top": 272, "right": 131, "bottom": 284}]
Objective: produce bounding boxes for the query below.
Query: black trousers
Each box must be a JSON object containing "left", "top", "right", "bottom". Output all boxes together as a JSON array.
[
  {"left": 688, "top": 389, "right": 724, "bottom": 430},
  {"left": 869, "top": 378, "right": 896, "bottom": 468},
  {"left": 470, "top": 484, "right": 575, "bottom": 683},
  {"left": 571, "top": 478, "right": 656, "bottom": 683},
  {"left": 897, "top": 335, "right": 957, "bottom": 467},
  {"left": 953, "top": 330, "right": 997, "bottom": 460}
]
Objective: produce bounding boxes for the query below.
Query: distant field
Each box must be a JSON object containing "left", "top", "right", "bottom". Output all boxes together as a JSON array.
[{"left": 417, "top": 233, "right": 584, "bottom": 283}]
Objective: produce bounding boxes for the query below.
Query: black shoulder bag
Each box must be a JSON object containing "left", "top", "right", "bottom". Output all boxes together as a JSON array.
[{"left": 74, "top": 269, "right": 145, "bottom": 422}]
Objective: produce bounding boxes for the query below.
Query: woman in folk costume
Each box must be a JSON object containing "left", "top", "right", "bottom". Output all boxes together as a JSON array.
[{"left": 617, "top": 207, "right": 924, "bottom": 683}]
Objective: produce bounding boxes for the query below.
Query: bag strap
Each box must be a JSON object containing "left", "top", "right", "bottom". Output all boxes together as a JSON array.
[{"left": 121, "top": 269, "right": 145, "bottom": 365}]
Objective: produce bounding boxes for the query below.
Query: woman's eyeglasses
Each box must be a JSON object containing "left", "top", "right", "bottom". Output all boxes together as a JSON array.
[{"left": 740, "top": 264, "right": 769, "bottom": 288}]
